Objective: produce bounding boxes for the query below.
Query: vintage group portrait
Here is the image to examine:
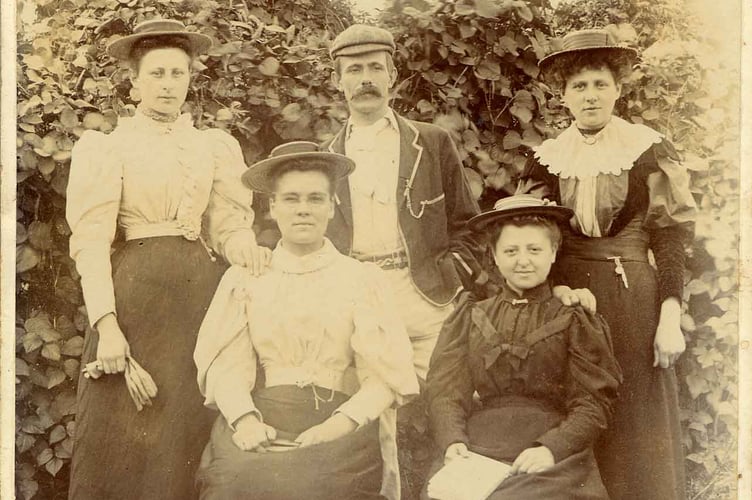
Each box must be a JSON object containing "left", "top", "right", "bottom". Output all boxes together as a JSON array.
[{"left": 1, "top": 0, "right": 748, "bottom": 499}]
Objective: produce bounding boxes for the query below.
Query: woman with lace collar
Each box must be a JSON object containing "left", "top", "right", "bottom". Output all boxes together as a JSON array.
[
  {"left": 517, "top": 28, "right": 696, "bottom": 500},
  {"left": 66, "top": 20, "right": 267, "bottom": 499}
]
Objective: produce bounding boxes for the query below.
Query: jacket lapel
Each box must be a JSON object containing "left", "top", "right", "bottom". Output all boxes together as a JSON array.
[
  {"left": 395, "top": 114, "right": 422, "bottom": 208},
  {"left": 327, "top": 128, "right": 353, "bottom": 230}
]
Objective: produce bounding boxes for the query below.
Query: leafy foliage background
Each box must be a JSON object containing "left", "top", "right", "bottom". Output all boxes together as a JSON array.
[{"left": 15, "top": 0, "right": 738, "bottom": 498}]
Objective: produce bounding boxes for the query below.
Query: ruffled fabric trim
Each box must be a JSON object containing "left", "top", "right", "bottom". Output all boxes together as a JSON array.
[{"left": 534, "top": 116, "right": 663, "bottom": 179}]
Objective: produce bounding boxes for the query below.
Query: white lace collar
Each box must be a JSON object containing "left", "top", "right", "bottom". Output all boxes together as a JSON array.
[{"left": 534, "top": 116, "right": 663, "bottom": 179}]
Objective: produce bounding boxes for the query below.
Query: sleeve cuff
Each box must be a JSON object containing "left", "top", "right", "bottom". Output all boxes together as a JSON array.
[
  {"left": 335, "top": 381, "right": 393, "bottom": 427},
  {"left": 535, "top": 430, "right": 575, "bottom": 463},
  {"left": 215, "top": 388, "right": 258, "bottom": 430}
]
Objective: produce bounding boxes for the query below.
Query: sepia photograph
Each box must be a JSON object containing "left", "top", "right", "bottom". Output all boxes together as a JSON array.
[{"left": 1, "top": 0, "right": 747, "bottom": 499}]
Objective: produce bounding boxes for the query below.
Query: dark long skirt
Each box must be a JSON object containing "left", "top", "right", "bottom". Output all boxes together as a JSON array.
[
  {"left": 69, "top": 237, "right": 225, "bottom": 500},
  {"left": 557, "top": 231, "right": 686, "bottom": 500},
  {"left": 423, "top": 402, "right": 608, "bottom": 500},
  {"left": 196, "top": 385, "right": 383, "bottom": 500}
]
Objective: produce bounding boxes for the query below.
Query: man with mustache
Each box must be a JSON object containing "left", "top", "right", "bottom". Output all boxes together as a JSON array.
[{"left": 323, "top": 24, "right": 484, "bottom": 381}]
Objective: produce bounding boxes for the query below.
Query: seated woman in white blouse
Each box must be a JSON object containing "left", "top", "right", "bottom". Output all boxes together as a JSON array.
[{"left": 194, "top": 141, "right": 420, "bottom": 500}]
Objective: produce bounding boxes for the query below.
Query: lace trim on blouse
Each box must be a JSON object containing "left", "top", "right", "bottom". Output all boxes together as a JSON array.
[{"left": 534, "top": 116, "right": 663, "bottom": 179}]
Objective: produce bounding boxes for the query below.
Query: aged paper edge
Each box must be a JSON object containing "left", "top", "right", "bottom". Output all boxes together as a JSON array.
[{"left": 0, "top": 2, "right": 749, "bottom": 499}]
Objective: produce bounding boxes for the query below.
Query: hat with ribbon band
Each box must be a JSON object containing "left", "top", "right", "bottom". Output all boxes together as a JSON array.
[
  {"left": 468, "top": 195, "right": 573, "bottom": 232},
  {"left": 107, "top": 19, "right": 213, "bottom": 60},
  {"left": 538, "top": 28, "right": 638, "bottom": 71},
  {"left": 242, "top": 141, "right": 355, "bottom": 193}
]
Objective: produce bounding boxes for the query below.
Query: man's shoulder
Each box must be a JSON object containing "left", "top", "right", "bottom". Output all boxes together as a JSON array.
[{"left": 394, "top": 114, "right": 450, "bottom": 140}]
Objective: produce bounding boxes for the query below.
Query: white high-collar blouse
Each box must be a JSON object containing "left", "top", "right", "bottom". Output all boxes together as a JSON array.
[
  {"left": 193, "top": 239, "right": 419, "bottom": 500},
  {"left": 66, "top": 110, "right": 256, "bottom": 326}
]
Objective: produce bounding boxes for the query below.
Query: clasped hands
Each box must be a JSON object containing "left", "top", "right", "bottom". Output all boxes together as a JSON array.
[
  {"left": 232, "top": 412, "right": 357, "bottom": 452},
  {"left": 445, "top": 443, "right": 554, "bottom": 475}
]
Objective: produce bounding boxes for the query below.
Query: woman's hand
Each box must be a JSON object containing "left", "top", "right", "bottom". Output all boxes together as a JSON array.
[
  {"left": 552, "top": 285, "right": 597, "bottom": 314},
  {"left": 295, "top": 413, "right": 357, "bottom": 448},
  {"left": 232, "top": 413, "right": 277, "bottom": 452},
  {"left": 95, "top": 314, "right": 130, "bottom": 374},
  {"left": 653, "top": 297, "right": 686, "bottom": 368},
  {"left": 444, "top": 443, "right": 470, "bottom": 464},
  {"left": 510, "top": 446, "right": 555, "bottom": 475},
  {"left": 224, "top": 237, "right": 272, "bottom": 276}
]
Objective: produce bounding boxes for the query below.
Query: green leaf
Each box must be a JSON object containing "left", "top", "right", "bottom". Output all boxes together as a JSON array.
[
  {"left": 685, "top": 373, "right": 710, "bottom": 399},
  {"left": 45, "top": 457, "right": 64, "bottom": 476},
  {"left": 17, "top": 244, "right": 40, "bottom": 273},
  {"left": 17, "top": 357, "right": 31, "bottom": 377},
  {"left": 55, "top": 276, "right": 82, "bottom": 305},
  {"left": 22, "top": 332, "right": 43, "bottom": 353},
  {"left": 16, "top": 432, "right": 36, "bottom": 453},
  {"left": 21, "top": 416, "right": 46, "bottom": 435},
  {"left": 55, "top": 437, "right": 74, "bottom": 459},
  {"left": 28, "top": 221, "right": 53, "bottom": 250},
  {"left": 52, "top": 391, "right": 78, "bottom": 417},
  {"left": 46, "top": 368, "right": 66, "bottom": 389},
  {"left": 502, "top": 130, "right": 522, "bottom": 149},
  {"left": 17, "top": 478, "right": 39, "bottom": 500},
  {"left": 474, "top": 59, "right": 501, "bottom": 80},
  {"left": 62, "top": 336, "right": 85, "bottom": 356},
  {"left": 49, "top": 425, "right": 67, "bottom": 445},
  {"left": 64, "top": 358, "right": 80, "bottom": 380},
  {"left": 36, "top": 447, "right": 54, "bottom": 466},
  {"left": 41, "top": 342, "right": 62, "bottom": 361},
  {"left": 281, "top": 102, "right": 302, "bottom": 122},
  {"left": 513, "top": 2, "right": 534, "bottom": 22},
  {"left": 60, "top": 108, "right": 79, "bottom": 128},
  {"left": 258, "top": 57, "right": 280, "bottom": 76},
  {"left": 474, "top": 0, "right": 505, "bottom": 18},
  {"left": 464, "top": 168, "right": 483, "bottom": 200}
]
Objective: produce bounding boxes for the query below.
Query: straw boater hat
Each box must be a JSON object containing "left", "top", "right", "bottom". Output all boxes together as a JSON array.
[
  {"left": 538, "top": 28, "right": 638, "bottom": 72},
  {"left": 106, "top": 19, "right": 213, "bottom": 60},
  {"left": 242, "top": 141, "right": 355, "bottom": 193},
  {"left": 468, "top": 195, "right": 573, "bottom": 232},
  {"left": 329, "top": 24, "right": 396, "bottom": 59}
]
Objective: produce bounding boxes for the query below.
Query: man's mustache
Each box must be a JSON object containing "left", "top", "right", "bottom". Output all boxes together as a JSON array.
[{"left": 354, "top": 86, "right": 382, "bottom": 98}]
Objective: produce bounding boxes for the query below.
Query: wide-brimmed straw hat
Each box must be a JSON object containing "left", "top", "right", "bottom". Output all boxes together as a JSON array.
[
  {"left": 106, "top": 19, "right": 213, "bottom": 60},
  {"left": 468, "top": 195, "right": 573, "bottom": 232},
  {"left": 242, "top": 141, "right": 355, "bottom": 193},
  {"left": 538, "top": 28, "right": 638, "bottom": 71}
]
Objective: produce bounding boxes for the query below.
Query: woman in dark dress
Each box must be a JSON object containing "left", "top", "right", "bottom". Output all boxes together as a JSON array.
[
  {"left": 517, "top": 29, "right": 697, "bottom": 500},
  {"left": 66, "top": 20, "right": 267, "bottom": 499},
  {"left": 426, "top": 195, "right": 622, "bottom": 499}
]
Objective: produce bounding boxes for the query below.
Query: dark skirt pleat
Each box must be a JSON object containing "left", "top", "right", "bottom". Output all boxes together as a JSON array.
[
  {"left": 196, "top": 385, "right": 384, "bottom": 500},
  {"left": 69, "top": 237, "right": 226, "bottom": 500},
  {"left": 557, "top": 252, "right": 686, "bottom": 500}
]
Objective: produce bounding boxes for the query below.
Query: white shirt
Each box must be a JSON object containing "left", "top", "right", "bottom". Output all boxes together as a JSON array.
[{"left": 345, "top": 108, "right": 404, "bottom": 255}]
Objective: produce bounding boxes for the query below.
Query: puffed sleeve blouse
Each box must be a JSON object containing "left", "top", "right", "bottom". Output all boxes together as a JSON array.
[
  {"left": 517, "top": 116, "right": 696, "bottom": 303},
  {"left": 66, "top": 111, "right": 256, "bottom": 326},
  {"left": 193, "top": 238, "right": 420, "bottom": 428},
  {"left": 427, "top": 284, "right": 622, "bottom": 462}
]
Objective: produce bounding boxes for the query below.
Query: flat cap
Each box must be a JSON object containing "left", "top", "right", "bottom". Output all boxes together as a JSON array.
[{"left": 330, "top": 24, "right": 395, "bottom": 59}]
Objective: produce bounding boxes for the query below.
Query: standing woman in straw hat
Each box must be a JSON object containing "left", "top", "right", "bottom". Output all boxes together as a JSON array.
[
  {"left": 66, "top": 19, "right": 268, "bottom": 499},
  {"left": 518, "top": 29, "right": 696, "bottom": 500}
]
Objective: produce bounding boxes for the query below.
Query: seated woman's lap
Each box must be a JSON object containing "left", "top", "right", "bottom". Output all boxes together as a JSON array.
[{"left": 196, "top": 385, "right": 384, "bottom": 500}]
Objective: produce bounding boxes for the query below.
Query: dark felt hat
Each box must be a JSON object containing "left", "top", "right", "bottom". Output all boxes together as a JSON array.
[
  {"left": 241, "top": 141, "right": 355, "bottom": 193},
  {"left": 329, "top": 24, "right": 396, "bottom": 59},
  {"left": 468, "top": 195, "right": 573, "bottom": 232},
  {"left": 538, "top": 28, "right": 638, "bottom": 71},
  {"left": 106, "top": 19, "right": 213, "bottom": 60}
]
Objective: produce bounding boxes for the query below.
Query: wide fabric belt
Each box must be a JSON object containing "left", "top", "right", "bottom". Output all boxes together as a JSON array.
[
  {"left": 264, "top": 366, "right": 347, "bottom": 394},
  {"left": 352, "top": 249, "right": 409, "bottom": 270},
  {"left": 124, "top": 221, "right": 187, "bottom": 241}
]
